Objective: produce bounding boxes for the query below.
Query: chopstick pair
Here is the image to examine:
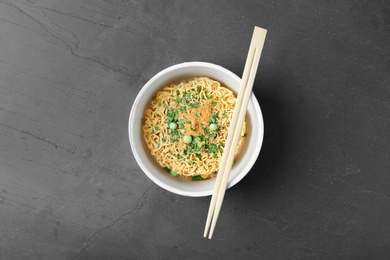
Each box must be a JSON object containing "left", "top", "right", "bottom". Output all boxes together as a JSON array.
[{"left": 203, "top": 26, "right": 267, "bottom": 239}]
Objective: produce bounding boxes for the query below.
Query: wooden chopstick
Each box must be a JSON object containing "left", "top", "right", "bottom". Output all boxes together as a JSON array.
[{"left": 204, "top": 26, "right": 267, "bottom": 239}]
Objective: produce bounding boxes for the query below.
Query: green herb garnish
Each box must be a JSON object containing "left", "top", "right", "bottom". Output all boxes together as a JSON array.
[
  {"left": 209, "top": 133, "right": 217, "bottom": 139},
  {"left": 192, "top": 176, "right": 202, "bottom": 181},
  {"left": 179, "top": 106, "right": 187, "bottom": 113},
  {"left": 211, "top": 113, "right": 219, "bottom": 123},
  {"left": 209, "top": 123, "right": 218, "bottom": 131},
  {"left": 209, "top": 144, "right": 218, "bottom": 154},
  {"left": 170, "top": 170, "right": 178, "bottom": 177}
]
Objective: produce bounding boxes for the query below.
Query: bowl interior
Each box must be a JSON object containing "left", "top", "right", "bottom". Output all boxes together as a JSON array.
[{"left": 129, "top": 62, "right": 263, "bottom": 197}]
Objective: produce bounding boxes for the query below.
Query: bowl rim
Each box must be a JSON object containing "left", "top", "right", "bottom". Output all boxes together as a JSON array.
[{"left": 129, "top": 61, "right": 263, "bottom": 197}]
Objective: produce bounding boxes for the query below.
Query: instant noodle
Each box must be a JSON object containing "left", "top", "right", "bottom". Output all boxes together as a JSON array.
[{"left": 143, "top": 77, "right": 246, "bottom": 180}]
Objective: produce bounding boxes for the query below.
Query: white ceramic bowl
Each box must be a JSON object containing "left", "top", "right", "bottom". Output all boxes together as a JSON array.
[{"left": 129, "top": 62, "right": 263, "bottom": 197}]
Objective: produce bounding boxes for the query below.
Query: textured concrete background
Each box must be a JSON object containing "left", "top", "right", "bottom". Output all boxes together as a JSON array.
[{"left": 1, "top": 0, "right": 390, "bottom": 259}]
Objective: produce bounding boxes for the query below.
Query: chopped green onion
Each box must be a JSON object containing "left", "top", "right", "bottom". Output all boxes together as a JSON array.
[
  {"left": 170, "top": 170, "right": 178, "bottom": 177},
  {"left": 209, "top": 144, "right": 218, "bottom": 154},
  {"left": 189, "top": 101, "right": 199, "bottom": 108},
  {"left": 209, "top": 123, "right": 218, "bottom": 131},
  {"left": 164, "top": 167, "right": 178, "bottom": 177},
  {"left": 167, "top": 108, "right": 178, "bottom": 124},
  {"left": 211, "top": 113, "right": 219, "bottom": 123},
  {"left": 179, "top": 119, "right": 185, "bottom": 129},
  {"left": 183, "top": 135, "right": 192, "bottom": 144},
  {"left": 192, "top": 176, "right": 202, "bottom": 181}
]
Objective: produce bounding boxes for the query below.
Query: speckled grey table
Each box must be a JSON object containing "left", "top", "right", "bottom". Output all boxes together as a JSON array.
[{"left": 1, "top": 1, "right": 389, "bottom": 259}]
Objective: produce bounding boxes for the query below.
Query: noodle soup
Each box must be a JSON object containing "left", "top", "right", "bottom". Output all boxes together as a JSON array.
[{"left": 143, "top": 77, "right": 246, "bottom": 181}]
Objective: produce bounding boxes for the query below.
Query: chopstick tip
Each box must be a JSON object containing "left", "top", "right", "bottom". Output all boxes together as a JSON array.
[{"left": 254, "top": 25, "right": 267, "bottom": 31}]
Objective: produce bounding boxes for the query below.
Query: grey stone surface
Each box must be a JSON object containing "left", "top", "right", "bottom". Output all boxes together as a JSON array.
[{"left": 1, "top": 0, "right": 390, "bottom": 259}]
